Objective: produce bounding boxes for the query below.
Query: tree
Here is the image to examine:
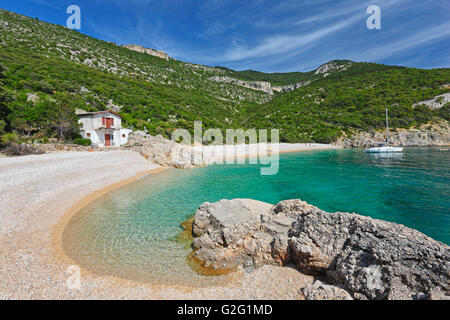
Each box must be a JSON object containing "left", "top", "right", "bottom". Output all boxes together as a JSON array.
[
  {"left": 0, "top": 119, "right": 5, "bottom": 137},
  {"left": 47, "top": 94, "right": 80, "bottom": 140},
  {"left": 9, "top": 101, "right": 45, "bottom": 137},
  {"left": 0, "top": 86, "right": 13, "bottom": 133}
]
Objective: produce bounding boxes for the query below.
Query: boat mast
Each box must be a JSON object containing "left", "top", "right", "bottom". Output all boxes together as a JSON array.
[{"left": 386, "top": 108, "right": 389, "bottom": 144}]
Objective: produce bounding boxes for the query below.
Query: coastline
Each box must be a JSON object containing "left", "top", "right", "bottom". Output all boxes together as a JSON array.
[
  {"left": 0, "top": 145, "right": 322, "bottom": 299},
  {"left": 52, "top": 166, "right": 167, "bottom": 280}
]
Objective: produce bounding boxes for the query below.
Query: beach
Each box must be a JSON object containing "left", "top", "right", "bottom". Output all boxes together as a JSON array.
[{"left": 0, "top": 145, "right": 327, "bottom": 299}]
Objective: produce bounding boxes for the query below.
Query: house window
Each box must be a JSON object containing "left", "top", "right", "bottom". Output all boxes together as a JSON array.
[{"left": 102, "top": 117, "right": 114, "bottom": 128}]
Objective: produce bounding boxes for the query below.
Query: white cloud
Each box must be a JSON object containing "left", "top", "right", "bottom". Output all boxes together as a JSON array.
[{"left": 205, "top": 15, "right": 362, "bottom": 63}]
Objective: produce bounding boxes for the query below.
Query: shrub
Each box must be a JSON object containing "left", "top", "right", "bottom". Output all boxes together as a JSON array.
[
  {"left": 1, "top": 132, "right": 18, "bottom": 144},
  {"left": 3, "top": 143, "right": 45, "bottom": 156},
  {"left": 73, "top": 138, "right": 91, "bottom": 146}
]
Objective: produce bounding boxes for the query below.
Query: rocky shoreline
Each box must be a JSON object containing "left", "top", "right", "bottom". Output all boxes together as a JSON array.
[
  {"left": 335, "top": 121, "right": 450, "bottom": 148},
  {"left": 189, "top": 199, "right": 450, "bottom": 300}
]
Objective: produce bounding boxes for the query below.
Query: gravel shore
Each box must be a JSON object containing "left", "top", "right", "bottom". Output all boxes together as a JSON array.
[{"left": 0, "top": 149, "right": 313, "bottom": 299}]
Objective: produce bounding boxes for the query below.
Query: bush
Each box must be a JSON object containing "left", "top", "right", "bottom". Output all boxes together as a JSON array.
[
  {"left": 3, "top": 143, "right": 45, "bottom": 156},
  {"left": 1, "top": 132, "right": 18, "bottom": 144},
  {"left": 73, "top": 138, "right": 91, "bottom": 146}
]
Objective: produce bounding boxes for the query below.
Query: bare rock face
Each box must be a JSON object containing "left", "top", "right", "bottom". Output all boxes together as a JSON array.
[
  {"left": 413, "top": 93, "right": 450, "bottom": 109},
  {"left": 314, "top": 61, "right": 352, "bottom": 76},
  {"left": 121, "top": 44, "right": 171, "bottom": 61},
  {"left": 190, "top": 199, "right": 450, "bottom": 300},
  {"left": 209, "top": 76, "right": 273, "bottom": 94},
  {"left": 336, "top": 122, "right": 450, "bottom": 148},
  {"left": 272, "top": 81, "right": 311, "bottom": 93}
]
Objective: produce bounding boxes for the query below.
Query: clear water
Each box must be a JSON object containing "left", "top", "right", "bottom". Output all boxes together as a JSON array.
[{"left": 63, "top": 148, "right": 450, "bottom": 285}]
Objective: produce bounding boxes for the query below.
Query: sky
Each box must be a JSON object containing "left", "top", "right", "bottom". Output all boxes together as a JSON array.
[{"left": 1, "top": 0, "right": 449, "bottom": 72}]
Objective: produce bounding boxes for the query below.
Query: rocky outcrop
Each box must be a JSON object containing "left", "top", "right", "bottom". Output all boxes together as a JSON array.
[
  {"left": 413, "top": 93, "right": 450, "bottom": 109},
  {"left": 209, "top": 76, "right": 313, "bottom": 95},
  {"left": 315, "top": 61, "right": 352, "bottom": 77},
  {"left": 209, "top": 76, "right": 273, "bottom": 94},
  {"left": 121, "top": 44, "right": 171, "bottom": 61},
  {"left": 190, "top": 199, "right": 450, "bottom": 300},
  {"left": 127, "top": 131, "right": 212, "bottom": 168},
  {"left": 336, "top": 122, "right": 450, "bottom": 148},
  {"left": 272, "top": 81, "right": 311, "bottom": 93}
]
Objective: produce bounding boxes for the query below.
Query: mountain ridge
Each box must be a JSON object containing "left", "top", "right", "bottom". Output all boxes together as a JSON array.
[{"left": 0, "top": 8, "right": 449, "bottom": 144}]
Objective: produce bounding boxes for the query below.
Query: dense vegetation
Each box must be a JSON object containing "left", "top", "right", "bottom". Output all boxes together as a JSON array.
[
  {"left": 246, "top": 63, "right": 450, "bottom": 142},
  {"left": 0, "top": 9, "right": 449, "bottom": 145},
  {"left": 217, "top": 66, "right": 318, "bottom": 86}
]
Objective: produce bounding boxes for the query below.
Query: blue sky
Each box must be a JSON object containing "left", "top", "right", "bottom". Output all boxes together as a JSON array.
[{"left": 1, "top": 0, "right": 449, "bottom": 72}]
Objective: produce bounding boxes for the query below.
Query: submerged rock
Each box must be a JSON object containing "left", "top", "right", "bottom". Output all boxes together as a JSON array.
[{"left": 190, "top": 198, "right": 450, "bottom": 300}]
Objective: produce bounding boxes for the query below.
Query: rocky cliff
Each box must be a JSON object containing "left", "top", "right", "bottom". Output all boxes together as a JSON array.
[
  {"left": 190, "top": 199, "right": 449, "bottom": 300},
  {"left": 121, "top": 44, "right": 171, "bottom": 61},
  {"left": 336, "top": 121, "right": 450, "bottom": 148},
  {"left": 272, "top": 81, "right": 312, "bottom": 93},
  {"left": 209, "top": 76, "right": 313, "bottom": 95},
  {"left": 209, "top": 76, "right": 273, "bottom": 94}
]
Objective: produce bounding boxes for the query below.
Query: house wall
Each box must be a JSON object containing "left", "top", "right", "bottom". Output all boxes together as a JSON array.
[{"left": 79, "top": 113, "right": 128, "bottom": 147}]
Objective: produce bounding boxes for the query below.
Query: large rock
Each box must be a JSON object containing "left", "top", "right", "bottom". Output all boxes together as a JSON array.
[
  {"left": 192, "top": 199, "right": 274, "bottom": 270},
  {"left": 128, "top": 133, "right": 212, "bottom": 168},
  {"left": 190, "top": 199, "right": 450, "bottom": 300}
]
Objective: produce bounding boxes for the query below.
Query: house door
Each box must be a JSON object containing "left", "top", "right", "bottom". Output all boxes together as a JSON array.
[{"left": 105, "top": 134, "right": 111, "bottom": 147}]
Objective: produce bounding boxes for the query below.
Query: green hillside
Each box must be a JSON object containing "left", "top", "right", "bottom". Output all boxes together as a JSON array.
[{"left": 0, "top": 9, "right": 449, "bottom": 144}]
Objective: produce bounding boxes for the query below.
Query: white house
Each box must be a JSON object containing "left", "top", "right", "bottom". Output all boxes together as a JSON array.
[{"left": 77, "top": 110, "right": 132, "bottom": 147}]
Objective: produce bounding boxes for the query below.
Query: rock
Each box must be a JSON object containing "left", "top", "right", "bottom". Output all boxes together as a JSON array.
[
  {"left": 190, "top": 198, "right": 450, "bottom": 300},
  {"left": 127, "top": 130, "right": 148, "bottom": 146},
  {"left": 209, "top": 76, "right": 313, "bottom": 95},
  {"left": 315, "top": 61, "right": 352, "bottom": 75},
  {"left": 192, "top": 199, "right": 273, "bottom": 270},
  {"left": 127, "top": 133, "right": 211, "bottom": 168},
  {"left": 121, "top": 44, "right": 171, "bottom": 61},
  {"left": 413, "top": 93, "right": 450, "bottom": 109},
  {"left": 209, "top": 76, "right": 273, "bottom": 94},
  {"left": 300, "top": 280, "right": 353, "bottom": 300},
  {"left": 272, "top": 81, "right": 311, "bottom": 93},
  {"left": 336, "top": 121, "right": 450, "bottom": 148},
  {"left": 289, "top": 205, "right": 450, "bottom": 300}
]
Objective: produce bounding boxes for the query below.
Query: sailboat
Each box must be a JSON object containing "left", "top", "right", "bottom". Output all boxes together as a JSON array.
[{"left": 365, "top": 109, "right": 403, "bottom": 153}]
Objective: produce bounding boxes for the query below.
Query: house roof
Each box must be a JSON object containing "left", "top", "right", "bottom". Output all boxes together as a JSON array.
[{"left": 77, "top": 110, "right": 123, "bottom": 118}]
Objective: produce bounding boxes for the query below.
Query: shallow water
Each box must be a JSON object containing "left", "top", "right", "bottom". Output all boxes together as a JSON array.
[{"left": 63, "top": 147, "right": 450, "bottom": 285}]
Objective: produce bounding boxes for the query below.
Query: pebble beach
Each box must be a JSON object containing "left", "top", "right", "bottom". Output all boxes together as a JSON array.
[{"left": 0, "top": 147, "right": 321, "bottom": 299}]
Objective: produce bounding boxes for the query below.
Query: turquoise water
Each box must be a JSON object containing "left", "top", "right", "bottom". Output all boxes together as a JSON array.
[{"left": 63, "top": 148, "right": 450, "bottom": 285}]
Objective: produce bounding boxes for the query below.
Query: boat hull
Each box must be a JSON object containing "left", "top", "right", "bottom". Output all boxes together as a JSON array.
[{"left": 366, "top": 147, "right": 403, "bottom": 153}]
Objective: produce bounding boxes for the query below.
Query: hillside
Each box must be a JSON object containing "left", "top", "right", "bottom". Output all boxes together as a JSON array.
[{"left": 0, "top": 9, "right": 449, "bottom": 144}]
